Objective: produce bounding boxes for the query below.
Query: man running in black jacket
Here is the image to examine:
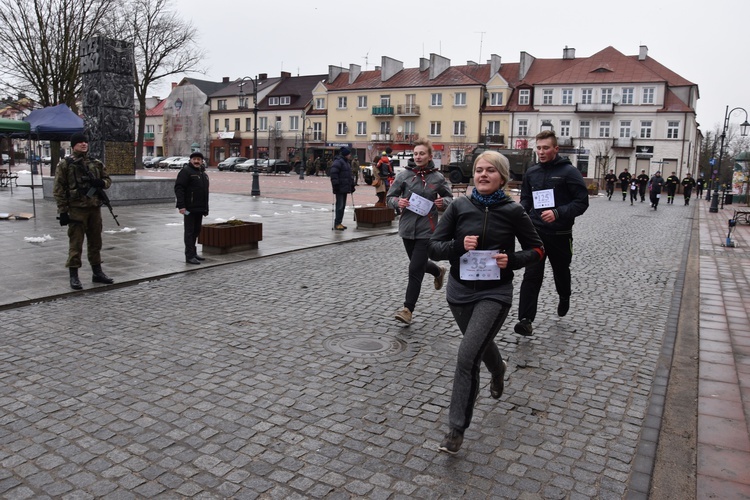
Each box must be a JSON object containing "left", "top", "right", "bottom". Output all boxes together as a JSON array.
[{"left": 514, "top": 131, "right": 590, "bottom": 337}]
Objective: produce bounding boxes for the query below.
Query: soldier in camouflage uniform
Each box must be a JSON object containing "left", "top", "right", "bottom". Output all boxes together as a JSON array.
[{"left": 53, "top": 132, "right": 114, "bottom": 290}]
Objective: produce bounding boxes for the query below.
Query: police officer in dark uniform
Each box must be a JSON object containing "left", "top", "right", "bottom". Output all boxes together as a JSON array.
[
  {"left": 636, "top": 169, "right": 650, "bottom": 202},
  {"left": 604, "top": 169, "right": 617, "bottom": 200},
  {"left": 618, "top": 168, "right": 632, "bottom": 201},
  {"left": 681, "top": 172, "right": 696, "bottom": 206},
  {"left": 175, "top": 152, "right": 210, "bottom": 264},
  {"left": 665, "top": 171, "right": 680, "bottom": 204},
  {"left": 53, "top": 132, "right": 114, "bottom": 290}
]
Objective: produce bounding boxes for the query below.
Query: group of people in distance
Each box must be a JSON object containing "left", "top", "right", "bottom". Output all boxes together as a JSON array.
[
  {"left": 604, "top": 167, "right": 700, "bottom": 209},
  {"left": 383, "top": 133, "right": 589, "bottom": 454}
]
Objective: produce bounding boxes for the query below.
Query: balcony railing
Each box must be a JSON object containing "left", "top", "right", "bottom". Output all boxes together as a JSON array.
[
  {"left": 558, "top": 136, "right": 573, "bottom": 146},
  {"left": 480, "top": 134, "right": 505, "bottom": 144},
  {"left": 143, "top": 133, "right": 155, "bottom": 140},
  {"left": 370, "top": 133, "right": 393, "bottom": 142},
  {"left": 575, "top": 103, "right": 614, "bottom": 113},
  {"left": 394, "top": 132, "right": 419, "bottom": 142},
  {"left": 396, "top": 104, "right": 420, "bottom": 116},
  {"left": 372, "top": 106, "right": 394, "bottom": 116},
  {"left": 612, "top": 137, "right": 634, "bottom": 148}
]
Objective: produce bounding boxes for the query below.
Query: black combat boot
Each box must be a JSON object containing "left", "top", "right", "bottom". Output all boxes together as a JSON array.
[
  {"left": 69, "top": 268, "right": 83, "bottom": 290},
  {"left": 92, "top": 264, "right": 114, "bottom": 284}
]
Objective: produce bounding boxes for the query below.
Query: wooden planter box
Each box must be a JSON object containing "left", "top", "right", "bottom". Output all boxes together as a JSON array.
[
  {"left": 198, "top": 222, "right": 262, "bottom": 254},
  {"left": 355, "top": 207, "right": 396, "bottom": 228}
]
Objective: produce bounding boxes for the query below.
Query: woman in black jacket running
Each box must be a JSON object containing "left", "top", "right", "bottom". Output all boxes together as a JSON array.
[{"left": 428, "top": 150, "right": 544, "bottom": 454}]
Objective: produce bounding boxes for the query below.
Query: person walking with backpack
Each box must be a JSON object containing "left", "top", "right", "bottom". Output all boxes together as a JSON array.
[{"left": 388, "top": 138, "right": 453, "bottom": 325}]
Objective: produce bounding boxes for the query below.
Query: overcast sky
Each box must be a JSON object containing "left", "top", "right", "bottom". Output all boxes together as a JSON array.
[{"left": 154, "top": 0, "right": 749, "bottom": 135}]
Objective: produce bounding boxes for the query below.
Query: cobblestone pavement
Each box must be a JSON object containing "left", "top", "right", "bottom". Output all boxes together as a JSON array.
[{"left": 0, "top": 194, "right": 697, "bottom": 498}]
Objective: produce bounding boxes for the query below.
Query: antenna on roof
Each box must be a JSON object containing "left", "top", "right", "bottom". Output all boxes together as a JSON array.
[
  {"left": 362, "top": 51, "right": 369, "bottom": 70},
  {"left": 475, "top": 32, "right": 486, "bottom": 62}
]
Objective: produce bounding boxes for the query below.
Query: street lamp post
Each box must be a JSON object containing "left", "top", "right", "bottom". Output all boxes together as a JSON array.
[
  {"left": 710, "top": 105, "right": 750, "bottom": 213},
  {"left": 299, "top": 111, "right": 306, "bottom": 180},
  {"left": 238, "top": 76, "right": 261, "bottom": 196}
]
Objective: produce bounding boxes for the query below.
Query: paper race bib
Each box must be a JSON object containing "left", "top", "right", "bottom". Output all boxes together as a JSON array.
[
  {"left": 532, "top": 189, "right": 555, "bottom": 209},
  {"left": 459, "top": 250, "right": 501, "bottom": 281},
  {"left": 406, "top": 192, "right": 433, "bottom": 216}
]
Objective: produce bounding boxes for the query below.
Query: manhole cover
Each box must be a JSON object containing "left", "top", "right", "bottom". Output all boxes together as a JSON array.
[{"left": 323, "top": 334, "right": 406, "bottom": 359}]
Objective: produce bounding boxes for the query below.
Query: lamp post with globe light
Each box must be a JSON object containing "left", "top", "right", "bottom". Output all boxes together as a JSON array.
[
  {"left": 710, "top": 105, "right": 750, "bottom": 213},
  {"left": 237, "top": 76, "right": 261, "bottom": 196}
]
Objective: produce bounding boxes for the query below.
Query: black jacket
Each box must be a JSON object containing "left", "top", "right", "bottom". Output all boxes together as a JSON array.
[
  {"left": 519, "top": 155, "right": 589, "bottom": 235},
  {"left": 174, "top": 164, "right": 209, "bottom": 214},
  {"left": 429, "top": 194, "right": 544, "bottom": 290},
  {"left": 329, "top": 155, "right": 354, "bottom": 194}
]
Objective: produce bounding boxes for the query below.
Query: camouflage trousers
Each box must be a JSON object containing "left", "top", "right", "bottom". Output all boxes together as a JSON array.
[{"left": 65, "top": 206, "right": 103, "bottom": 269}]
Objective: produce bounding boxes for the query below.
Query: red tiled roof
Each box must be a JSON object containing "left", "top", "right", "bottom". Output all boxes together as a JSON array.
[
  {"left": 145, "top": 99, "right": 166, "bottom": 117},
  {"left": 658, "top": 89, "right": 694, "bottom": 113},
  {"left": 533, "top": 46, "right": 694, "bottom": 86},
  {"left": 326, "top": 65, "right": 487, "bottom": 91}
]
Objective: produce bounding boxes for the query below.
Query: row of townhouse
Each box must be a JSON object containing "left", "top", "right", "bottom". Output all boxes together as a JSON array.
[{"left": 140, "top": 45, "right": 700, "bottom": 181}]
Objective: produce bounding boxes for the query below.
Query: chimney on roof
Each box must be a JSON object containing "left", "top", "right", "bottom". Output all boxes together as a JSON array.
[
  {"left": 258, "top": 73, "right": 268, "bottom": 81},
  {"left": 429, "top": 53, "right": 451, "bottom": 80},
  {"left": 375, "top": 65, "right": 381, "bottom": 71},
  {"left": 489, "top": 54, "right": 502, "bottom": 75},
  {"left": 638, "top": 45, "right": 648, "bottom": 61},
  {"left": 280, "top": 71, "right": 291, "bottom": 78},
  {"left": 381, "top": 56, "right": 403, "bottom": 82},
  {"left": 171, "top": 82, "right": 177, "bottom": 89},
  {"left": 419, "top": 57, "right": 430, "bottom": 71},
  {"left": 349, "top": 64, "right": 361, "bottom": 84},
  {"left": 328, "top": 65, "right": 347, "bottom": 83},
  {"left": 222, "top": 77, "right": 230, "bottom": 83},
  {"left": 467, "top": 60, "right": 478, "bottom": 66},
  {"left": 519, "top": 51, "right": 535, "bottom": 81},
  {"left": 562, "top": 46, "right": 575, "bottom": 60}
]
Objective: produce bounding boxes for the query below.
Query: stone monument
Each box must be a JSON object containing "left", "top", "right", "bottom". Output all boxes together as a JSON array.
[
  {"left": 79, "top": 36, "right": 135, "bottom": 175},
  {"left": 43, "top": 36, "right": 174, "bottom": 204}
]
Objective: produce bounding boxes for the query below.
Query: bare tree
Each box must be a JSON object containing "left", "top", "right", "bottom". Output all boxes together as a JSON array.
[
  {"left": 0, "top": 0, "right": 115, "bottom": 172},
  {"left": 107, "top": 0, "right": 204, "bottom": 167}
]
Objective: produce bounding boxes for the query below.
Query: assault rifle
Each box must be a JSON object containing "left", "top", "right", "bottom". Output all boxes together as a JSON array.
[{"left": 89, "top": 184, "right": 120, "bottom": 226}]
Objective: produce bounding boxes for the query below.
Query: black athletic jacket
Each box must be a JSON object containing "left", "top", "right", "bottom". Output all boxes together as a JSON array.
[
  {"left": 519, "top": 155, "right": 589, "bottom": 235},
  {"left": 428, "top": 194, "right": 544, "bottom": 290}
]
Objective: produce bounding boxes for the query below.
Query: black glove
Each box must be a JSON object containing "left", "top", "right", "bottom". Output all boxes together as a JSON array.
[
  {"left": 90, "top": 178, "right": 105, "bottom": 188},
  {"left": 58, "top": 212, "right": 70, "bottom": 226}
]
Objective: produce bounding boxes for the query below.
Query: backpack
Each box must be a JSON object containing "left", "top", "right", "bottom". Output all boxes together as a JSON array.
[{"left": 363, "top": 168, "right": 374, "bottom": 185}]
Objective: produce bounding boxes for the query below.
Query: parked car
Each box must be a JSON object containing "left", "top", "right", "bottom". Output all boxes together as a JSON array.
[
  {"left": 143, "top": 156, "right": 164, "bottom": 168},
  {"left": 158, "top": 156, "right": 182, "bottom": 168},
  {"left": 261, "top": 159, "right": 292, "bottom": 174},
  {"left": 217, "top": 156, "right": 248, "bottom": 171},
  {"left": 1, "top": 154, "right": 9, "bottom": 165},
  {"left": 235, "top": 158, "right": 263, "bottom": 172},
  {"left": 166, "top": 156, "right": 190, "bottom": 169},
  {"left": 41, "top": 156, "right": 52, "bottom": 165}
]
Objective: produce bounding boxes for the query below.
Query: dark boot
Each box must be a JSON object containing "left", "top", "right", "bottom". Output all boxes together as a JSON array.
[
  {"left": 92, "top": 264, "right": 114, "bottom": 284},
  {"left": 69, "top": 268, "right": 83, "bottom": 290}
]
